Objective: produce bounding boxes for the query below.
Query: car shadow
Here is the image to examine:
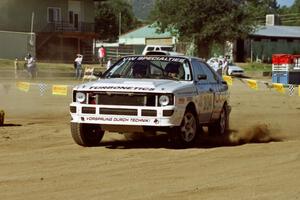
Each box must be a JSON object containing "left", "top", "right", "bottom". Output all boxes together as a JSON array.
[
  {"left": 99, "top": 129, "right": 282, "bottom": 150},
  {"left": 100, "top": 134, "right": 171, "bottom": 149},
  {"left": 0, "top": 123, "right": 22, "bottom": 127}
]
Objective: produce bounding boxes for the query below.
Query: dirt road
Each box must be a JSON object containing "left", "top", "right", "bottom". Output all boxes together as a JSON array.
[{"left": 0, "top": 79, "right": 300, "bottom": 200}]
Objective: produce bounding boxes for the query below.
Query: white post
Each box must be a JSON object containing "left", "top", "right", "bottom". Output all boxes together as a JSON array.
[
  {"left": 31, "top": 12, "right": 34, "bottom": 34},
  {"left": 119, "top": 12, "right": 122, "bottom": 37},
  {"left": 29, "top": 12, "right": 35, "bottom": 54}
]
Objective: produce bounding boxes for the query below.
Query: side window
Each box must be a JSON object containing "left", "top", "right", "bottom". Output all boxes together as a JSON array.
[
  {"left": 147, "top": 47, "right": 154, "bottom": 51},
  {"left": 183, "top": 61, "right": 192, "bottom": 81},
  {"left": 199, "top": 62, "right": 218, "bottom": 83},
  {"left": 191, "top": 59, "right": 207, "bottom": 83}
]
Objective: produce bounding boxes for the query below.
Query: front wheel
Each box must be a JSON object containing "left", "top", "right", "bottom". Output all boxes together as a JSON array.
[
  {"left": 208, "top": 105, "right": 229, "bottom": 135},
  {"left": 71, "top": 123, "right": 104, "bottom": 147},
  {"left": 169, "top": 109, "right": 199, "bottom": 147}
]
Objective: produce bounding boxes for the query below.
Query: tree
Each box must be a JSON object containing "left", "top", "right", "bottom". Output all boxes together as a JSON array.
[
  {"left": 290, "top": 0, "right": 300, "bottom": 12},
  {"left": 277, "top": 0, "right": 300, "bottom": 26},
  {"left": 95, "top": 0, "right": 140, "bottom": 40},
  {"left": 150, "top": 0, "right": 280, "bottom": 58}
]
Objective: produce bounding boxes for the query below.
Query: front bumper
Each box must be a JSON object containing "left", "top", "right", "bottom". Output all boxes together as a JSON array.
[{"left": 70, "top": 103, "right": 183, "bottom": 127}]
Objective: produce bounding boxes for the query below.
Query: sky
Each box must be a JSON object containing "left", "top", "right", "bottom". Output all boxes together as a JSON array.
[{"left": 277, "top": 0, "right": 294, "bottom": 7}]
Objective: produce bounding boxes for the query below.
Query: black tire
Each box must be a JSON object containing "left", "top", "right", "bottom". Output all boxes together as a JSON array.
[
  {"left": 169, "top": 109, "right": 199, "bottom": 147},
  {"left": 208, "top": 105, "right": 229, "bottom": 135},
  {"left": 70, "top": 123, "right": 104, "bottom": 147},
  {"left": 0, "top": 111, "right": 4, "bottom": 126}
]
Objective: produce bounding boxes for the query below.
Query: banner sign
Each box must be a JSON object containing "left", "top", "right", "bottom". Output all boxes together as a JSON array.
[
  {"left": 16, "top": 82, "right": 30, "bottom": 92},
  {"left": 52, "top": 85, "right": 68, "bottom": 96}
]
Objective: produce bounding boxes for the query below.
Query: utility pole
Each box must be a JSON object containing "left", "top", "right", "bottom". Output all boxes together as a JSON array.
[
  {"left": 119, "top": 12, "right": 122, "bottom": 37},
  {"left": 29, "top": 12, "right": 35, "bottom": 55}
]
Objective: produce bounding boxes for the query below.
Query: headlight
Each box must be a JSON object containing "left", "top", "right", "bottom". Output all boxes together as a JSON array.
[
  {"left": 76, "top": 92, "right": 86, "bottom": 103},
  {"left": 159, "top": 95, "right": 170, "bottom": 106}
]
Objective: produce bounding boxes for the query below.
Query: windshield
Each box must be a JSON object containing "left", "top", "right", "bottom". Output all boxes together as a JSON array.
[{"left": 104, "top": 56, "right": 192, "bottom": 81}]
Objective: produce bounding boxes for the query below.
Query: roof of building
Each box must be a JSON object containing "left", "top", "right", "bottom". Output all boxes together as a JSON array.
[
  {"left": 251, "top": 25, "right": 300, "bottom": 38},
  {"left": 120, "top": 25, "right": 173, "bottom": 39}
]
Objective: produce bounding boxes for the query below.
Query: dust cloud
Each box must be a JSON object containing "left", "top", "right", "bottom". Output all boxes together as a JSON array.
[{"left": 229, "top": 123, "right": 282, "bottom": 144}]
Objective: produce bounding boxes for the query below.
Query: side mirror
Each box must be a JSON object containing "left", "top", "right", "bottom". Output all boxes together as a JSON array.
[{"left": 197, "top": 74, "right": 207, "bottom": 80}]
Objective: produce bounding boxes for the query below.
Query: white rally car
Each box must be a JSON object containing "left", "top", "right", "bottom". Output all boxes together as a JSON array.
[{"left": 70, "top": 55, "right": 231, "bottom": 147}]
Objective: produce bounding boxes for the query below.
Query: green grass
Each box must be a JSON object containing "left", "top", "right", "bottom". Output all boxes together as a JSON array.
[
  {"left": 0, "top": 59, "right": 101, "bottom": 72},
  {"left": 237, "top": 62, "right": 272, "bottom": 72},
  {"left": 1, "top": 58, "right": 272, "bottom": 73}
]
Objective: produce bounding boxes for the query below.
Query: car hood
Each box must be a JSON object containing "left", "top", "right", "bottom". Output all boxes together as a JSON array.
[{"left": 73, "top": 78, "right": 194, "bottom": 94}]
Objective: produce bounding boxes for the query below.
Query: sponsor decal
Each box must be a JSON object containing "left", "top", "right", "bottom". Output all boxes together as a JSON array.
[
  {"left": 89, "top": 86, "right": 155, "bottom": 91},
  {"left": 123, "top": 56, "right": 186, "bottom": 63},
  {"left": 85, "top": 116, "right": 150, "bottom": 123}
]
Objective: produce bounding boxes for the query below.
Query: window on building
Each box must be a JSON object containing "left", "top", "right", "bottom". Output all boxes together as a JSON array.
[
  {"left": 48, "top": 7, "right": 61, "bottom": 23},
  {"left": 69, "top": 11, "right": 74, "bottom": 24}
]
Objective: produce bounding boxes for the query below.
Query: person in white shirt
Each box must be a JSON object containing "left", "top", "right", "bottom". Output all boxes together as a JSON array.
[
  {"left": 24, "top": 53, "right": 37, "bottom": 79},
  {"left": 74, "top": 54, "right": 83, "bottom": 79}
]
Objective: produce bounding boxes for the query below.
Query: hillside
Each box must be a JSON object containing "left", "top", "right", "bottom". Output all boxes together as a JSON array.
[{"left": 127, "top": 0, "right": 155, "bottom": 20}]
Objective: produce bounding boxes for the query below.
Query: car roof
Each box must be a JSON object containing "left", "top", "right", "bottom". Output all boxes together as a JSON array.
[
  {"left": 145, "top": 45, "right": 173, "bottom": 47},
  {"left": 144, "top": 51, "right": 171, "bottom": 56},
  {"left": 125, "top": 54, "right": 204, "bottom": 61}
]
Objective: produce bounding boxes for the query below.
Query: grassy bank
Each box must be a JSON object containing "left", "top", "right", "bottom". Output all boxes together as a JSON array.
[
  {"left": 1, "top": 58, "right": 272, "bottom": 72},
  {"left": 0, "top": 59, "right": 102, "bottom": 72},
  {"left": 237, "top": 62, "right": 272, "bottom": 72}
]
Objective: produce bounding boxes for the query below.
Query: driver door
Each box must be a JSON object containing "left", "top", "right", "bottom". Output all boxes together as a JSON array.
[{"left": 191, "top": 59, "right": 214, "bottom": 123}]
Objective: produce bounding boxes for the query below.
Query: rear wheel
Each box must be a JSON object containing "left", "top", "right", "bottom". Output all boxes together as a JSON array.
[
  {"left": 71, "top": 123, "right": 104, "bottom": 147},
  {"left": 169, "top": 109, "right": 199, "bottom": 147},
  {"left": 208, "top": 105, "right": 229, "bottom": 135}
]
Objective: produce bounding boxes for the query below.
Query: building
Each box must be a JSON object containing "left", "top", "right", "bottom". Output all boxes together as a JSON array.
[
  {"left": 0, "top": 0, "right": 98, "bottom": 62},
  {"left": 118, "top": 25, "right": 177, "bottom": 54},
  {"left": 246, "top": 25, "right": 300, "bottom": 63},
  {"left": 236, "top": 15, "right": 300, "bottom": 63}
]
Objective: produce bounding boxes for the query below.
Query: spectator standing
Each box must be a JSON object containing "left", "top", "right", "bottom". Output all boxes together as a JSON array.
[
  {"left": 222, "top": 57, "right": 229, "bottom": 75},
  {"left": 212, "top": 60, "right": 220, "bottom": 72},
  {"left": 216, "top": 60, "right": 223, "bottom": 76},
  {"left": 14, "top": 58, "right": 20, "bottom": 79},
  {"left": 24, "top": 53, "right": 37, "bottom": 79},
  {"left": 98, "top": 45, "right": 106, "bottom": 66},
  {"left": 74, "top": 54, "right": 83, "bottom": 80}
]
